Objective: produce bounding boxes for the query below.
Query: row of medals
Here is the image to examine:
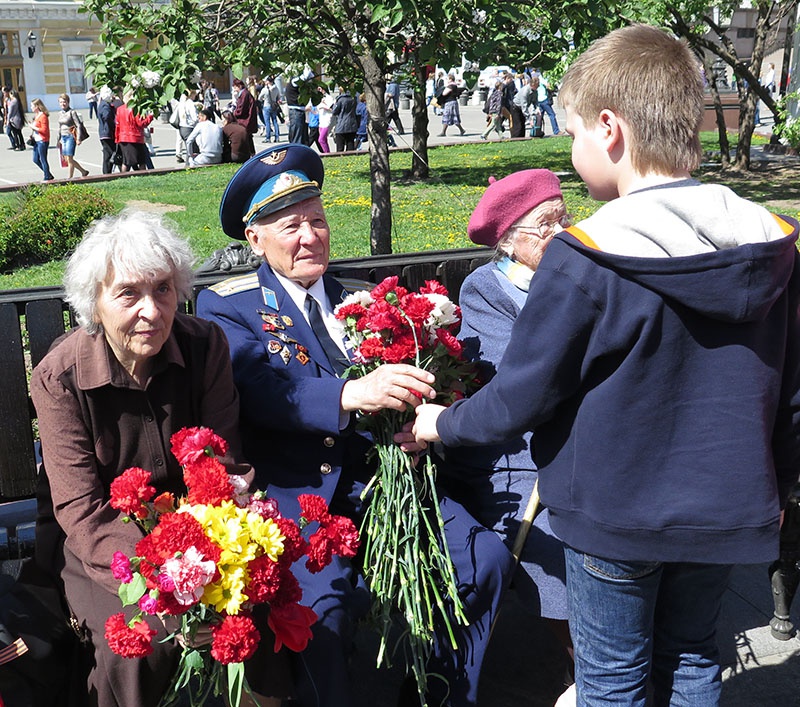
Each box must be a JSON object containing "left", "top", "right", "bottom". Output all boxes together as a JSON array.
[{"left": 259, "top": 309, "right": 311, "bottom": 366}]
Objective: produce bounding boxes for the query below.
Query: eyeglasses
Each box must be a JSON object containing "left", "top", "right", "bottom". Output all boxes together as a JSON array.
[{"left": 509, "top": 214, "right": 570, "bottom": 240}]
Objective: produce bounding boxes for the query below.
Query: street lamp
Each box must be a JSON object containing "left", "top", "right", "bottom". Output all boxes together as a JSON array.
[{"left": 25, "top": 31, "right": 37, "bottom": 58}]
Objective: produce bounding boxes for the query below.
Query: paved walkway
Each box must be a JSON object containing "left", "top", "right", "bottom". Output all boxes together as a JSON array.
[{"left": 0, "top": 99, "right": 567, "bottom": 187}]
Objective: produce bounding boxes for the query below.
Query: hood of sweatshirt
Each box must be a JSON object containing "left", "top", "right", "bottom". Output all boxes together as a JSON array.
[{"left": 560, "top": 180, "right": 799, "bottom": 323}]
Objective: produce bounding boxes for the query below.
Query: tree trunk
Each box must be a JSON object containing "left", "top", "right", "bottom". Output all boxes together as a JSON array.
[
  {"left": 703, "top": 53, "right": 730, "bottom": 168},
  {"left": 409, "top": 56, "right": 430, "bottom": 179},
  {"left": 734, "top": 1, "right": 774, "bottom": 170},
  {"left": 779, "top": 0, "right": 798, "bottom": 96},
  {"left": 359, "top": 54, "right": 393, "bottom": 255}
]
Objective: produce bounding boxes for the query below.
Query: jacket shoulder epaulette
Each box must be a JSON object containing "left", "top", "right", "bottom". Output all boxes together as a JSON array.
[{"left": 208, "top": 272, "right": 260, "bottom": 297}]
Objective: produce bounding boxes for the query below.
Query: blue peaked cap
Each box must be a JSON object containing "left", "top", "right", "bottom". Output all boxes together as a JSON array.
[{"left": 219, "top": 144, "right": 325, "bottom": 239}]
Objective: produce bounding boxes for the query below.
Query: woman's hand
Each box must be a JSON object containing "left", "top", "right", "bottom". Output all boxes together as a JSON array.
[{"left": 160, "top": 613, "right": 214, "bottom": 648}]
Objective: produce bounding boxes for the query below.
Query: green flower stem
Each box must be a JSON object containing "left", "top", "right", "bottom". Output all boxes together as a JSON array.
[{"left": 360, "top": 423, "right": 468, "bottom": 703}]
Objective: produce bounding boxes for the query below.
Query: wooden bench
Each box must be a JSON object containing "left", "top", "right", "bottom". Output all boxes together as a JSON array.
[{"left": 0, "top": 247, "right": 492, "bottom": 560}]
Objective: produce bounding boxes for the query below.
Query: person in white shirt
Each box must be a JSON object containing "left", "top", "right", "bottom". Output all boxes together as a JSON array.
[
  {"left": 175, "top": 89, "right": 199, "bottom": 163},
  {"left": 185, "top": 108, "right": 223, "bottom": 166}
]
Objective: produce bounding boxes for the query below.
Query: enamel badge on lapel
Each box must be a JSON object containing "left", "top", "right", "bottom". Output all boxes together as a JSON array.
[
  {"left": 280, "top": 346, "right": 292, "bottom": 365},
  {"left": 267, "top": 340, "right": 282, "bottom": 355},
  {"left": 296, "top": 352, "right": 310, "bottom": 365},
  {"left": 281, "top": 315, "right": 294, "bottom": 327},
  {"left": 261, "top": 287, "right": 279, "bottom": 311}
]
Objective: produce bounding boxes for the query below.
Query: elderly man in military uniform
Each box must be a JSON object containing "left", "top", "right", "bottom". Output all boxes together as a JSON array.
[{"left": 197, "top": 144, "right": 512, "bottom": 707}]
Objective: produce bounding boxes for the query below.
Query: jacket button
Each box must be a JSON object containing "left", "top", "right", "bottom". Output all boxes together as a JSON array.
[
  {"left": 323, "top": 436, "right": 335, "bottom": 448},
  {"left": 320, "top": 463, "right": 332, "bottom": 475}
]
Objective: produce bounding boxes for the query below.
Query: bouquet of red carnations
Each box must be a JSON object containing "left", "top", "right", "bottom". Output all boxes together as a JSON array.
[
  {"left": 105, "top": 426, "right": 359, "bottom": 707},
  {"left": 334, "top": 277, "right": 479, "bottom": 702}
]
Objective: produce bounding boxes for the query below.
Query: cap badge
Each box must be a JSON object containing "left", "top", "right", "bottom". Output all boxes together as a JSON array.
[{"left": 261, "top": 149, "right": 288, "bottom": 166}]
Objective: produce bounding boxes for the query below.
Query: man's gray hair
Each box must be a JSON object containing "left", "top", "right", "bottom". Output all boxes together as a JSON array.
[{"left": 64, "top": 209, "right": 195, "bottom": 333}]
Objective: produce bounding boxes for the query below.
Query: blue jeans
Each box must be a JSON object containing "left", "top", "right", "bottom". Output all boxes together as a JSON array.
[
  {"left": 262, "top": 104, "right": 280, "bottom": 141},
  {"left": 539, "top": 98, "right": 560, "bottom": 135},
  {"left": 565, "top": 548, "right": 731, "bottom": 707},
  {"left": 32, "top": 140, "right": 53, "bottom": 180},
  {"left": 287, "top": 107, "right": 306, "bottom": 144}
]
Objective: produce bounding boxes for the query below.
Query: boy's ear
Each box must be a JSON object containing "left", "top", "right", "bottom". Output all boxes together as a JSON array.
[{"left": 598, "top": 108, "right": 625, "bottom": 158}]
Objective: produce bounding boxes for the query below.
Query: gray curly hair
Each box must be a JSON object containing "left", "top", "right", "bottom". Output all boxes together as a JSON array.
[{"left": 64, "top": 209, "right": 195, "bottom": 333}]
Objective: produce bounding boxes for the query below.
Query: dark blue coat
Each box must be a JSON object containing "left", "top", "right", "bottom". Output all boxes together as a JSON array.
[
  {"left": 196, "top": 262, "right": 370, "bottom": 521},
  {"left": 439, "top": 222, "right": 800, "bottom": 565}
]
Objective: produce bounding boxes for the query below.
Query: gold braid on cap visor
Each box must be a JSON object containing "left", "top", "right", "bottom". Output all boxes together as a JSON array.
[{"left": 242, "top": 177, "right": 321, "bottom": 224}]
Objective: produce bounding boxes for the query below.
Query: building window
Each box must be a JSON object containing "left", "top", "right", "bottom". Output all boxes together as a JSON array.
[
  {"left": 737, "top": 28, "right": 756, "bottom": 39},
  {"left": 67, "top": 55, "right": 86, "bottom": 93}
]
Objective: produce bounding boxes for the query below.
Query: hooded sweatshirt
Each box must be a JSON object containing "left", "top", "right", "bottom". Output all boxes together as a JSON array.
[{"left": 438, "top": 180, "right": 800, "bottom": 564}]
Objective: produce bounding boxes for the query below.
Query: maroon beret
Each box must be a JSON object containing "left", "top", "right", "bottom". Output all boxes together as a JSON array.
[{"left": 467, "top": 169, "right": 563, "bottom": 247}]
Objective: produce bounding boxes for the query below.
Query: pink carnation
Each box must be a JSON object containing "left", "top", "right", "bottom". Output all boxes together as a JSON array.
[{"left": 111, "top": 551, "right": 134, "bottom": 583}]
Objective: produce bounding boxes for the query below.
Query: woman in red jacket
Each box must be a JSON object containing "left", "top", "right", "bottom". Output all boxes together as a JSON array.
[{"left": 114, "top": 94, "right": 153, "bottom": 172}]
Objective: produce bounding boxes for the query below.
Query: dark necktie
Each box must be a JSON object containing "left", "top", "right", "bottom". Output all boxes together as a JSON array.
[{"left": 304, "top": 293, "right": 348, "bottom": 376}]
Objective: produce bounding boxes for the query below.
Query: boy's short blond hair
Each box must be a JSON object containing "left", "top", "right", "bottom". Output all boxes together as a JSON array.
[{"left": 559, "top": 24, "right": 704, "bottom": 175}]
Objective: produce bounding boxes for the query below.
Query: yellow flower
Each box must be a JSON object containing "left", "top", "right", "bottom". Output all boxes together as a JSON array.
[
  {"left": 204, "top": 563, "right": 248, "bottom": 614},
  {"left": 246, "top": 513, "right": 285, "bottom": 562}
]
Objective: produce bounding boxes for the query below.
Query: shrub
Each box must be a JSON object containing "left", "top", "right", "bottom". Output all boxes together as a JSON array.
[
  {"left": 0, "top": 184, "right": 115, "bottom": 271},
  {"left": 773, "top": 92, "right": 800, "bottom": 151}
]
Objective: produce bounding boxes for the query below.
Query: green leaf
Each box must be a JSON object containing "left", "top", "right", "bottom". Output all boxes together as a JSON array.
[
  {"left": 184, "top": 649, "right": 205, "bottom": 670},
  {"left": 118, "top": 573, "right": 147, "bottom": 606},
  {"left": 227, "top": 663, "right": 245, "bottom": 707}
]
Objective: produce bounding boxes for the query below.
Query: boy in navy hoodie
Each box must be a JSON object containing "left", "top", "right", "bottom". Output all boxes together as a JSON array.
[{"left": 409, "top": 24, "right": 800, "bottom": 706}]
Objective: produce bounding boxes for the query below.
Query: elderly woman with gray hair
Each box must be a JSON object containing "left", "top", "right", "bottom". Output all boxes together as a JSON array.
[{"left": 31, "top": 210, "right": 288, "bottom": 707}]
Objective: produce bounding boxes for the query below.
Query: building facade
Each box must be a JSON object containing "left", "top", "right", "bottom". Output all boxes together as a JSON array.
[{"left": 0, "top": 0, "right": 100, "bottom": 111}]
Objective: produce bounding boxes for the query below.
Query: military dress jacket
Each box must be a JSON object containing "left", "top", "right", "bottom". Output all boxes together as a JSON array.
[{"left": 196, "top": 262, "right": 372, "bottom": 520}]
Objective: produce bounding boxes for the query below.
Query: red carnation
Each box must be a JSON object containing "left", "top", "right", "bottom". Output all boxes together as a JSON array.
[
  {"left": 184, "top": 456, "right": 234, "bottom": 506},
  {"left": 105, "top": 613, "right": 156, "bottom": 658},
  {"left": 357, "top": 336, "right": 385, "bottom": 362},
  {"left": 210, "top": 614, "right": 260, "bottom": 664},
  {"left": 322, "top": 516, "right": 360, "bottom": 558},
  {"left": 135, "top": 513, "right": 221, "bottom": 570},
  {"left": 274, "top": 517, "right": 308, "bottom": 564},
  {"left": 420, "top": 280, "right": 449, "bottom": 296},
  {"left": 381, "top": 332, "right": 420, "bottom": 364},
  {"left": 400, "top": 293, "right": 435, "bottom": 325},
  {"left": 335, "top": 302, "right": 367, "bottom": 321},
  {"left": 268, "top": 564, "right": 303, "bottom": 608},
  {"left": 170, "top": 427, "right": 229, "bottom": 467},
  {"left": 110, "top": 467, "right": 156, "bottom": 518},
  {"left": 268, "top": 603, "right": 317, "bottom": 652},
  {"left": 305, "top": 532, "right": 333, "bottom": 574},
  {"left": 370, "top": 276, "right": 399, "bottom": 300},
  {"left": 367, "top": 299, "right": 407, "bottom": 334},
  {"left": 298, "top": 494, "right": 331, "bottom": 524},
  {"left": 245, "top": 555, "right": 282, "bottom": 604},
  {"left": 435, "top": 328, "right": 463, "bottom": 358}
]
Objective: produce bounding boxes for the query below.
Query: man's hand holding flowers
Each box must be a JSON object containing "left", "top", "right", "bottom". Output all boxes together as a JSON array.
[{"left": 340, "top": 363, "right": 436, "bottom": 414}]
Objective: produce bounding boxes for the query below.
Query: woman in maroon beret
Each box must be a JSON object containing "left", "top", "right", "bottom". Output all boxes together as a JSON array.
[{"left": 441, "top": 168, "right": 576, "bottom": 701}]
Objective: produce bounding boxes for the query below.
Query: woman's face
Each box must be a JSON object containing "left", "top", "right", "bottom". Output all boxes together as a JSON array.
[
  {"left": 507, "top": 199, "right": 569, "bottom": 270},
  {"left": 93, "top": 267, "right": 177, "bottom": 376},
  {"left": 58, "top": 96, "right": 69, "bottom": 110}
]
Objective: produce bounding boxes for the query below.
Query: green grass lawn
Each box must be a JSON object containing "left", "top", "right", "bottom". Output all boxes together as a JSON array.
[{"left": 0, "top": 133, "right": 766, "bottom": 290}]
